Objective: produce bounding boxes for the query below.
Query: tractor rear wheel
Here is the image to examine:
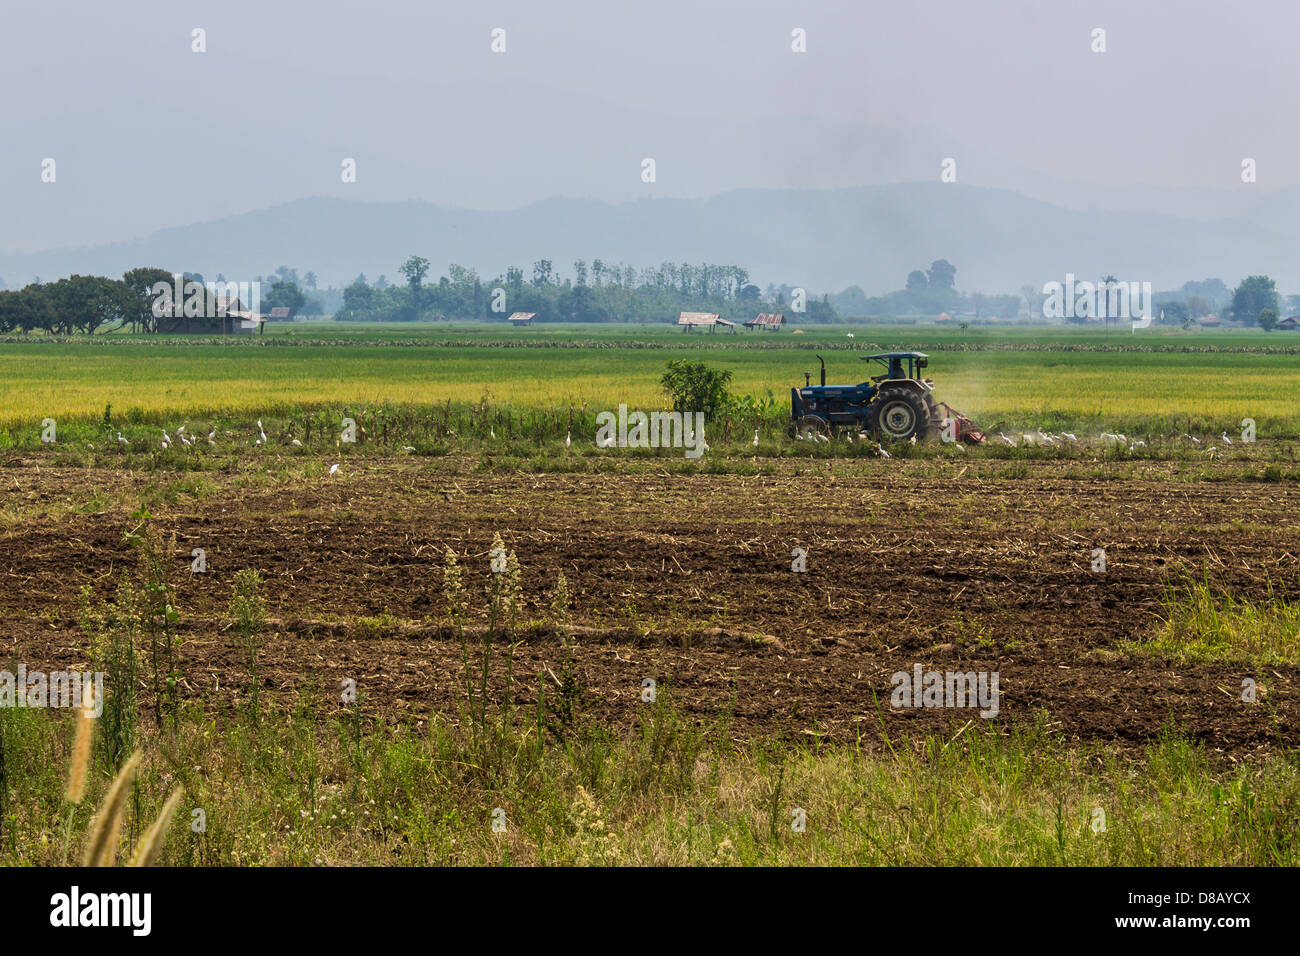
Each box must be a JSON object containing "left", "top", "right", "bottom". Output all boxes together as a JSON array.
[
  {"left": 868, "top": 387, "right": 930, "bottom": 441},
  {"left": 791, "top": 415, "right": 829, "bottom": 440}
]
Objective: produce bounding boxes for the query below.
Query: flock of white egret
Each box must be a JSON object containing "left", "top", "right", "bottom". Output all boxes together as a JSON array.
[
  {"left": 104, "top": 420, "right": 344, "bottom": 476},
  {"left": 92, "top": 418, "right": 1247, "bottom": 467}
]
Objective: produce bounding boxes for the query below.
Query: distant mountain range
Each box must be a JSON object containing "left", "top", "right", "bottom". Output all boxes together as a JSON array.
[{"left": 3, "top": 183, "right": 1298, "bottom": 296}]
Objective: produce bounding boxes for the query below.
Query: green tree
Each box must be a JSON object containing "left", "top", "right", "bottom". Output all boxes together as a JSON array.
[
  {"left": 927, "top": 259, "right": 956, "bottom": 289},
  {"left": 660, "top": 361, "right": 733, "bottom": 420},
  {"left": 264, "top": 281, "right": 306, "bottom": 318},
  {"left": 1259, "top": 307, "right": 1279, "bottom": 331},
  {"left": 1161, "top": 301, "right": 1189, "bottom": 324},
  {"left": 45, "top": 275, "right": 134, "bottom": 334},
  {"left": 1229, "top": 275, "right": 1278, "bottom": 326},
  {"left": 0, "top": 285, "right": 56, "bottom": 333},
  {"left": 122, "top": 267, "right": 175, "bottom": 333},
  {"left": 1100, "top": 275, "right": 1119, "bottom": 332},
  {"left": 532, "top": 259, "right": 554, "bottom": 288},
  {"left": 1182, "top": 278, "right": 1230, "bottom": 308},
  {"left": 571, "top": 284, "right": 602, "bottom": 322},
  {"left": 338, "top": 280, "right": 376, "bottom": 319},
  {"left": 399, "top": 256, "right": 430, "bottom": 315},
  {"left": 446, "top": 264, "right": 479, "bottom": 316}
]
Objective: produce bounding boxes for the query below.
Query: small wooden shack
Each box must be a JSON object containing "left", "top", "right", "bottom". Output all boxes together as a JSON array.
[
  {"left": 677, "top": 312, "right": 736, "bottom": 333},
  {"left": 744, "top": 312, "right": 785, "bottom": 331}
]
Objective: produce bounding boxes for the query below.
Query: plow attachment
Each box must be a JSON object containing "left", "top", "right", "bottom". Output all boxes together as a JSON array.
[{"left": 939, "top": 403, "right": 986, "bottom": 445}]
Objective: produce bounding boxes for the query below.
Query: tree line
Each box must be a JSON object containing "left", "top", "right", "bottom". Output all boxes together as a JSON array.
[
  {"left": 836, "top": 266, "right": 1289, "bottom": 327},
  {"left": 336, "top": 258, "right": 840, "bottom": 323},
  {"left": 832, "top": 260, "right": 1021, "bottom": 319},
  {"left": 1078, "top": 276, "right": 1280, "bottom": 328},
  {"left": 3, "top": 260, "right": 1288, "bottom": 331},
  {"left": 0, "top": 268, "right": 321, "bottom": 334}
]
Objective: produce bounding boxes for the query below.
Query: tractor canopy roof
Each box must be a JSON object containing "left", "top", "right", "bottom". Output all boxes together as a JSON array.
[{"left": 860, "top": 351, "right": 929, "bottom": 381}]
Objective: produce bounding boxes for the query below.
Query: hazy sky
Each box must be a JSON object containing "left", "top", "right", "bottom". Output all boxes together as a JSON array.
[{"left": 2, "top": 0, "right": 1295, "bottom": 251}]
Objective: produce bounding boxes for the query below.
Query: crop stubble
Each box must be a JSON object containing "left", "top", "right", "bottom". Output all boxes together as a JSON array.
[{"left": 0, "top": 458, "right": 1296, "bottom": 757}]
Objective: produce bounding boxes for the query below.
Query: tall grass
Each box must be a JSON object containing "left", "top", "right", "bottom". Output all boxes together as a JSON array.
[
  {"left": 1133, "top": 578, "right": 1300, "bottom": 666},
  {"left": 227, "top": 569, "right": 269, "bottom": 727},
  {"left": 1, "top": 698, "right": 1296, "bottom": 866},
  {"left": 78, "top": 578, "right": 140, "bottom": 770}
]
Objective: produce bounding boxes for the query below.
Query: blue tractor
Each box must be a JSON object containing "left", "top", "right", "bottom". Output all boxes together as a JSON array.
[{"left": 789, "top": 351, "right": 984, "bottom": 443}]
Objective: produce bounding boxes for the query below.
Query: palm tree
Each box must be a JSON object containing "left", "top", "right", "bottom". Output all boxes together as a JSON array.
[{"left": 1101, "top": 275, "right": 1118, "bottom": 333}]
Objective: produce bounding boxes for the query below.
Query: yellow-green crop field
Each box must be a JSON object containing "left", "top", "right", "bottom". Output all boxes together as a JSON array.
[{"left": 3, "top": 323, "right": 1300, "bottom": 436}]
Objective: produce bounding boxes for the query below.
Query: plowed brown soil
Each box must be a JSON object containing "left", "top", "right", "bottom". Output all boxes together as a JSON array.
[{"left": 1, "top": 457, "right": 1296, "bottom": 756}]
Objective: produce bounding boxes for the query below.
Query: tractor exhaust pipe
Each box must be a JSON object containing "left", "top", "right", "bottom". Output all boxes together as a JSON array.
[{"left": 816, "top": 354, "right": 825, "bottom": 386}]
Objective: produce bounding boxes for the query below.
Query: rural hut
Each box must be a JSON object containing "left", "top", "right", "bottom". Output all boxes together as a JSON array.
[
  {"left": 155, "top": 293, "right": 265, "bottom": 334},
  {"left": 744, "top": 312, "right": 785, "bottom": 331},
  {"left": 677, "top": 311, "right": 737, "bottom": 333}
]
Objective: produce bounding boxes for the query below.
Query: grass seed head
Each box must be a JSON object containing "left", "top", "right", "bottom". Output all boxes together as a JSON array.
[
  {"left": 81, "top": 750, "right": 142, "bottom": 867},
  {"left": 64, "top": 682, "right": 96, "bottom": 804},
  {"left": 551, "top": 572, "right": 571, "bottom": 632},
  {"left": 442, "top": 547, "right": 465, "bottom": 620},
  {"left": 128, "top": 786, "right": 185, "bottom": 867}
]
